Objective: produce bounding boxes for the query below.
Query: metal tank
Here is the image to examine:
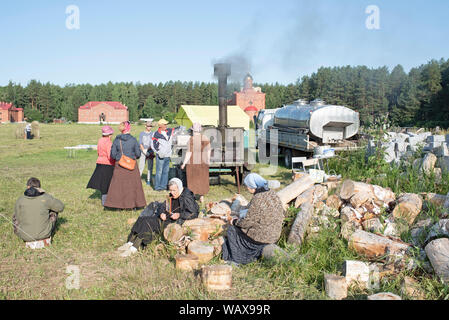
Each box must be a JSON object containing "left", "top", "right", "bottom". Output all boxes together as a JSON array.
[{"left": 274, "top": 99, "right": 360, "bottom": 143}]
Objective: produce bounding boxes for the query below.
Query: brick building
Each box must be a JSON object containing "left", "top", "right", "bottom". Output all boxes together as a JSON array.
[
  {"left": 0, "top": 102, "right": 24, "bottom": 123},
  {"left": 78, "top": 101, "right": 129, "bottom": 124},
  {"left": 230, "top": 73, "right": 266, "bottom": 118}
]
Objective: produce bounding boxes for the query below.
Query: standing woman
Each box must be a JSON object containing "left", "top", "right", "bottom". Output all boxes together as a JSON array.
[
  {"left": 180, "top": 122, "right": 211, "bottom": 203},
  {"left": 105, "top": 121, "right": 147, "bottom": 210},
  {"left": 87, "top": 126, "right": 115, "bottom": 206}
]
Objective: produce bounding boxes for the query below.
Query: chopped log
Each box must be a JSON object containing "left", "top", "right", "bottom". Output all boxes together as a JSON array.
[
  {"left": 367, "top": 292, "right": 402, "bottom": 300},
  {"left": 326, "top": 194, "right": 343, "bottom": 211},
  {"left": 276, "top": 175, "right": 315, "bottom": 208},
  {"left": 210, "top": 202, "right": 231, "bottom": 216},
  {"left": 313, "top": 184, "right": 328, "bottom": 202},
  {"left": 343, "top": 260, "right": 370, "bottom": 289},
  {"left": 421, "top": 192, "right": 446, "bottom": 207},
  {"left": 340, "top": 180, "right": 374, "bottom": 201},
  {"left": 201, "top": 265, "right": 233, "bottom": 290},
  {"left": 392, "top": 193, "right": 423, "bottom": 225},
  {"left": 350, "top": 192, "right": 372, "bottom": 208},
  {"left": 401, "top": 276, "right": 425, "bottom": 300},
  {"left": 324, "top": 274, "right": 347, "bottom": 300},
  {"left": 321, "top": 180, "right": 342, "bottom": 193},
  {"left": 340, "top": 205, "right": 359, "bottom": 222},
  {"left": 340, "top": 220, "right": 362, "bottom": 241},
  {"left": 349, "top": 230, "right": 411, "bottom": 259},
  {"left": 294, "top": 187, "right": 314, "bottom": 208},
  {"left": 182, "top": 218, "right": 225, "bottom": 240},
  {"left": 372, "top": 185, "right": 396, "bottom": 204},
  {"left": 421, "top": 153, "right": 437, "bottom": 175},
  {"left": 288, "top": 202, "right": 314, "bottom": 246},
  {"left": 187, "top": 240, "right": 215, "bottom": 264},
  {"left": 163, "top": 223, "right": 185, "bottom": 243},
  {"left": 425, "top": 238, "right": 449, "bottom": 284},
  {"left": 362, "top": 218, "right": 383, "bottom": 233},
  {"left": 175, "top": 254, "right": 199, "bottom": 271}
]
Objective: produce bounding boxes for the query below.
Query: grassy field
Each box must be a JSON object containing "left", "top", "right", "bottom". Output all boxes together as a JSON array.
[{"left": 0, "top": 123, "right": 447, "bottom": 300}]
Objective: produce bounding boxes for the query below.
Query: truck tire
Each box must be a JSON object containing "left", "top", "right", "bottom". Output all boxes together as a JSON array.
[{"left": 284, "top": 148, "right": 292, "bottom": 168}]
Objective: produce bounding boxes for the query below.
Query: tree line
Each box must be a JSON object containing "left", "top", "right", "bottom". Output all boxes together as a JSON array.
[{"left": 0, "top": 58, "right": 448, "bottom": 127}]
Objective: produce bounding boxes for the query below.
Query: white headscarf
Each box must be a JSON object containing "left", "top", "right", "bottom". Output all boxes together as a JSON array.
[{"left": 169, "top": 177, "right": 184, "bottom": 194}]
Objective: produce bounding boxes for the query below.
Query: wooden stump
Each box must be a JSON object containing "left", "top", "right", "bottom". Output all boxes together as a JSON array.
[
  {"left": 163, "top": 223, "right": 185, "bottom": 243},
  {"left": 349, "top": 230, "right": 410, "bottom": 259},
  {"left": 324, "top": 274, "right": 347, "bottom": 300},
  {"left": 202, "top": 265, "right": 232, "bottom": 290},
  {"left": 210, "top": 202, "right": 231, "bottom": 217},
  {"left": 182, "top": 218, "right": 225, "bottom": 241},
  {"left": 392, "top": 193, "right": 423, "bottom": 225},
  {"left": 421, "top": 153, "right": 437, "bottom": 175},
  {"left": 367, "top": 292, "right": 402, "bottom": 300},
  {"left": 343, "top": 260, "right": 370, "bottom": 288},
  {"left": 288, "top": 202, "right": 314, "bottom": 246},
  {"left": 175, "top": 254, "right": 199, "bottom": 271},
  {"left": 294, "top": 187, "right": 314, "bottom": 208},
  {"left": 187, "top": 240, "right": 215, "bottom": 264},
  {"left": 425, "top": 238, "right": 449, "bottom": 284},
  {"left": 277, "top": 175, "right": 315, "bottom": 208}
]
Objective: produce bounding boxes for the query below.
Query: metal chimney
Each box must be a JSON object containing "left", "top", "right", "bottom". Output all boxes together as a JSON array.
[{"left": 214, "top": 63, "right": 231, "bottom": 129}]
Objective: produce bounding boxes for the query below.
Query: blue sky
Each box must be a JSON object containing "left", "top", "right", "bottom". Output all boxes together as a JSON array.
[{"left": 0, "top": 0, "right": 448, "bottom": 86}]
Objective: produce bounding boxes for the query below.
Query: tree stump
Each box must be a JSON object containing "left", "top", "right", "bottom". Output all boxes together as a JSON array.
[
  {"left": 367, "top": 292, "right": 401, "bottom": 300},
  {"left": 277, "top": 175, "right": 315, "bottom": 208},
  {"left": 175, "top": 254, "right": 199, "bottom": 271},
  {"left": 182, "top": 218, "right": 225, "bottom": 241},
  {"left": 343, "top": 260, "right": 370, "bottom": 289},
  {"left": 201, "top": 265, "right": 232, "bottom": 290},
  {"left": 163, "top": 223, "right": 185, "bottom": 243},
  {"left": 294, "top": 187, "right": 314, "bottom": 208},
  {"left": 392, "top": 193, "right": 423, "bottom": 225},
  {"left": 324, "top": 274, "right": 347, "bottom": 300},
  {"left": 187, "top": 240, "right": 215, "bottom": 264},
  {"left": 425, "top": 238, "right": 449, "bottom": 284},
  {"left": 349, "top": 230, "right": 411, "bottom": 259}
]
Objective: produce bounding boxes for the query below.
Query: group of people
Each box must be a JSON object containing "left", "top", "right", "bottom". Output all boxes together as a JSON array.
[{"left": 12, "top": 119, "right": 286, "bottom": 265}]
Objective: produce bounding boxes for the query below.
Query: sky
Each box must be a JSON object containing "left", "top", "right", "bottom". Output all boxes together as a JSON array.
[{"left": 0, "top": 0, "right": 448, "bottom": 86}]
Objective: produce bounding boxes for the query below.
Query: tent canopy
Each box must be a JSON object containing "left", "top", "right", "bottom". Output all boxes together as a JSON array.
[{"left": 175, "top": 105, "right": 250, "bottom": 130}]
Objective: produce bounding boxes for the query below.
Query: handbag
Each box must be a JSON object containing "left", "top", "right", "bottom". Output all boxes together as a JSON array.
[{"left": 118, "top": 140, "right": 136, "bottom": 170}]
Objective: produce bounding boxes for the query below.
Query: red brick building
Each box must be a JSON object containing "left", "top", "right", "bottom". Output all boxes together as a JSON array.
[
  {"left": 78, "top": 101, "right": 129, "bottom": 124},
  {"left": 230, "top": 74, "right": 266, "bottom": 118},
  {"left": 0, "top": 102, "right": 24, "bottom": 123}
]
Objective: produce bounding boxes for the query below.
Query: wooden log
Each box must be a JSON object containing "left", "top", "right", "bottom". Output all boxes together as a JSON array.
[
  {"left": 392, "top": 193, "right": 423, "bottom": 225},
  {"left": 340, "top": 205, "right": 360, "bottom": 222},
  {"left": 313, "top": 184, "right": 328, "bottom": 202},
  {"left": 326, "top": 194, "right": 343, "bottom": 211},
  {"left": 288, "top": 202, "right": 314, "bottom": 246},
  {"left": 324, "top": 274, "right": 347, "bottom": 300},
  {"left": 339, "top": 180, "right": 374, "bottom": 201},
  {"left": 425, "top": 238, "right": 449, "bottom": 284},
  {"left": 349, "top": 230, "right": 411, "bottom": 259},
  {"left": 210, "top": 202, "right": 231, "bottom": 216},
  {"left": 367, "top": 292, "right": 402, "bottom": 300},
  {"left": 175, "top": 254, "right": 199, "bottom": 271},
  {"left": 201, "top": 265, "right": 233, "bottom": 290},
  {"left": 163, "top": 223, "right": 185, "bottom": 243},
  {"left": 340, "top": 220, "right": 362, "bottom": 241},
  {"left": 321, "top": 180, "right": 342, "bottom": 193},
  {"left": 182, "top": 218, "right": 225, "bottom": 240},
  {"left": 421, "top": 192, "right": 446, "bottom": 207},
  {"left": 350, "top": 192, "right": 373, "bottom": 208},
  {"left": 343, "top": 260, "right": 370, "bottom": 289},
  {"left": 401, "top": 276, "right": 425, "bottom": 300},
  {"left": 187, "top": 240, "right": 215, "bottom": 264},
  {"left": 276, "top": 175, "right": 315, "bottom": 208},
  {"left": 362, "top": 218, "right": 383, "bottom": 233},
  {"left": 372, "top": 185, "right": 396, "bottom": 204},
  {"left": 294, "top": 186, "right": 314, "bottom": 208}
]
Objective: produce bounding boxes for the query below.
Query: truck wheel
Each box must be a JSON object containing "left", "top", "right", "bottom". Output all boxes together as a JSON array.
[{"left": 284, "top": 148, "right": 292, "bottom": 168}]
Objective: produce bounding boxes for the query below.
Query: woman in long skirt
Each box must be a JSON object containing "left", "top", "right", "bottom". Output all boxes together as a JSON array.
[
  {"left": 180, "top": 122, "right": 211, "bottom": 203},
  {"left": 86, "top": 126, "right": 115, "bottom": 206},
  {"left": 104, "top": 121, "right": 147, "bottom": 210}
]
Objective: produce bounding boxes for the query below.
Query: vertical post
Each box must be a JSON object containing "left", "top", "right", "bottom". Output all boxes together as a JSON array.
[{"left": 236, "top": 166, "right": 241, "bottom": 194}]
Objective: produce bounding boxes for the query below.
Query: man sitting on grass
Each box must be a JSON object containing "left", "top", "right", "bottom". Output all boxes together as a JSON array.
[{"left": 13, "top": 177, "right": 65, "bottom": 244}]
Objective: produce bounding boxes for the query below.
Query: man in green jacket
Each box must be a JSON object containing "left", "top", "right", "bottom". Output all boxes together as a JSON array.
[{"left": 13, "top": 177, "right": 65, "bottom": 242}]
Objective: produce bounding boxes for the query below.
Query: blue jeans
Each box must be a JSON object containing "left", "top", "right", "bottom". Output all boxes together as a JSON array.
[{"left": 155, "top": 156, "right": 170, "bottom": 191}]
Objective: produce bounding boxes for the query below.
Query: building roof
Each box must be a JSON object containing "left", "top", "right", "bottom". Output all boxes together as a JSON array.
[
  {"left": 0, "top": 102, "right": 13, "bottom": 110},
  {"left": 244, "top": 106, "right": 258, "bottom": 112},
  {"left": 79, "top": 101, "right": 128, "bottom": 110},
  {"left": 175, "top": 105, "right": 250, "bottom": 130}
]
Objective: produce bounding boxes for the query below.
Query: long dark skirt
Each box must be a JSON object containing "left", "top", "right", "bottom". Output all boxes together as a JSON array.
[
  {"left": 221, "top": 225, "right": 267, "bottom": 265},
  {"left": 127, "top": 215, "right": 172, "bottom": 248},
  {"left": 104, "top": 163, "right": 147, "bottom": 209},
  {"left": 86, "top": 164, "right": 114, "bottom": 194}
]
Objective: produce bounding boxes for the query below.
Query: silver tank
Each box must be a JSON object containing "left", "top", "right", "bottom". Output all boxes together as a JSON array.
[{"left": 274, "top": 99, "right": 359, "bottom": 142}]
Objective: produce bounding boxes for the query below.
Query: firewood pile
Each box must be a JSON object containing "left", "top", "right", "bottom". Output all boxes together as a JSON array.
[{"left": 284, "top": 174, "right": 449, "bottom": 299}]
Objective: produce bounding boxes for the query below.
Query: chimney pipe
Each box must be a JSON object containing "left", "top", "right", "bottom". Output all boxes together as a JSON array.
[{"left": 214, "top": 63, "right": 231, "bottom": 129}]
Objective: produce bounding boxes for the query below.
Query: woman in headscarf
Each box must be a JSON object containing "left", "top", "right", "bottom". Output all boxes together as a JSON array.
[
  {"left": 104, "top": 121, "right": 147, "bottom": 210},
  {"left": 180, "top": 122, "right": 211, "bottom": 203},
  {"left": 86, "top": 126, "right": 115, "bottom": 206},
  {"left": 221, "top": 173, "right": 285, "bottom": 265},
  {"left": 117, "top": 177, "right": 199, "bottom": 257}
]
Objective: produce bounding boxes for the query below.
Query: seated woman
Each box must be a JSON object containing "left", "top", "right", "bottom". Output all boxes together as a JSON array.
[
  {"left": 222, "top": 173, "right": 285, "bottom": 265},
  {"left": 118, "top": 178, "right": 199, "bottom": 257}
]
